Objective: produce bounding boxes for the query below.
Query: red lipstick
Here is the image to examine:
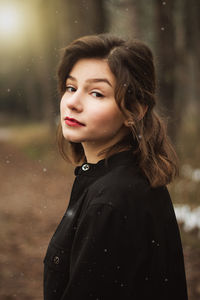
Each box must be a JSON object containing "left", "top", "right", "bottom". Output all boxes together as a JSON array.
[{"left": 64, "top": 117, "right": 85, "bottom": 127}]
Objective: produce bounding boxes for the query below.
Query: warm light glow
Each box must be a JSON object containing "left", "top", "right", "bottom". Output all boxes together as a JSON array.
[{"left": 0, "top": 5, "right": 23, "bottom": 36}]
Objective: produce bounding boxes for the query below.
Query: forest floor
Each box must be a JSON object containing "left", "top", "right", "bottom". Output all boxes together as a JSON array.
[{"left": 0, "top": 124, "right": 200, "bottom": 300}]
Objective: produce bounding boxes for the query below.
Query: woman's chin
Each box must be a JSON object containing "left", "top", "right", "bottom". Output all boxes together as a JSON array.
[{"left": 62, "top": 134, "right": 84, "bottom": 144}]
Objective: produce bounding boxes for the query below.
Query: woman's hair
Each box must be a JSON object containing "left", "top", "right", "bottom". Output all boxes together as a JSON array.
[{"left": 57, "top": 33, "right": 178, "bottom": 187}]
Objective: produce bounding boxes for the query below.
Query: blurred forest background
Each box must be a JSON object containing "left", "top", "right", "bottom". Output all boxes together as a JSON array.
[{"left": 0, "top": 0, "right": 200, "bottom": 299}]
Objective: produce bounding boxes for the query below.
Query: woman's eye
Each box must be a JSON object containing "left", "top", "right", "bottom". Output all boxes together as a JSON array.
[
  {"left": 91, "top": 91, "right": 104, "bottom": 98},
  {"left": 66, "top": 86, "right": 76, "bottom": 92}
]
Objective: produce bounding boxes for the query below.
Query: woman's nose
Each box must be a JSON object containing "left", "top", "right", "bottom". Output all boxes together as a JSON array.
[{"left": 65, "top": 90, "right": 83, "bottom": 112}]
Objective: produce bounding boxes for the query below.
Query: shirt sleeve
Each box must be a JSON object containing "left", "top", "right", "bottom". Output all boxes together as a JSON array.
[{"left": 60, "top": 203, "right": 133, "bottom": 300}]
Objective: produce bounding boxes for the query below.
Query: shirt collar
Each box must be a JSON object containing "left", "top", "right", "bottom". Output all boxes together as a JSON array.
[{"left": 74, "top": 149, "right": 137, "bottom": 177}]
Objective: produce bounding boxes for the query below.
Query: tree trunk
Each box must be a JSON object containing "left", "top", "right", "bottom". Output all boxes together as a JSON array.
[
  {"left": 106, "top": 0, "right": 140, "bottom": 39},
  {"left": 58, "top": 0, "right": 108, "bottom": 45},
  {"left": 27, "top": 0, "right": 58, "bottom": 128},
  {"left": 154, "top": 0, "right": 177, "bottom": 142}
]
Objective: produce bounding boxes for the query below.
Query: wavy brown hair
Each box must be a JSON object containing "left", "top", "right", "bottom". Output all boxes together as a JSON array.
[{"left": 56, "top": 33, "right": 178, "bottom": 187}]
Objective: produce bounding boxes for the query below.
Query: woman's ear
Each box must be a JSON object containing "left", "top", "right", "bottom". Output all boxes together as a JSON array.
[{"left": 124, "top": 119, "right": 134, "bottom": 127}]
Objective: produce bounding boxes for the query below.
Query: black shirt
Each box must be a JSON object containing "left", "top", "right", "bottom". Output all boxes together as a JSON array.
[{"left": 43, "top": 150, "right": 188, "bottom": 300}]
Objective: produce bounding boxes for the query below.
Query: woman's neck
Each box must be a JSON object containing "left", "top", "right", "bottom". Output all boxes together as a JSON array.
[{"left": 82, "top": 143, "right": 132, "bottom": 164}]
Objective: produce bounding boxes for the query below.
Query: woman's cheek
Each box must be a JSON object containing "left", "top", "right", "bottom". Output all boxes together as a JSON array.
[
  {"left": 60, "top": 98, "right": 64, "bottom": 116},
  {"left": 91, "top": 112, "right": 112, "bottom": 129}
]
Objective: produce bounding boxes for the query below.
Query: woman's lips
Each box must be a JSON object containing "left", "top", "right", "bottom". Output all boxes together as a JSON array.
[{"left": 64, "top": 117, "right": 85, "bottom": 127}]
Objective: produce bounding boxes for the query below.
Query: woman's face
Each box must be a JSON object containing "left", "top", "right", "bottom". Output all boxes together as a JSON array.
[{"left": 60, "top": 58, "right": 128, "bottom": 150}]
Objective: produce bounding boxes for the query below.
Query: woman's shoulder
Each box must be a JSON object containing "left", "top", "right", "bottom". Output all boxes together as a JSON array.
[{"left": 86, "top": 163, "right": 172, "bottom": 214}]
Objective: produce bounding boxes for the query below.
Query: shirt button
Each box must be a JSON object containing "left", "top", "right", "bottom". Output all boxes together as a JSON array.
[
  {"left": 82, "top": 163, "right": 90, "bottom": 171},
  {"left": 53, "top": 256, "right": 60, "bottom": 265}
]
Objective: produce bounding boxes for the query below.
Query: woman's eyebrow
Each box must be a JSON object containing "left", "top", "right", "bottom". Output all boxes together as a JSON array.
[
  {"left": 67, "top": 75, "right": 112, "bottom": 87},
  {"left": 85, "top": 78, "right": 112, "bottom": 87},
  {"left": 66, "top": 75, "right": 76, "bottom": 81}
]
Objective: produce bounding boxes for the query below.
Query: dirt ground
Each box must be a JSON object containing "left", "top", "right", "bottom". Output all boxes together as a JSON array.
[{"left": 0, "top": 141, "right": 199, "bottom": 300}]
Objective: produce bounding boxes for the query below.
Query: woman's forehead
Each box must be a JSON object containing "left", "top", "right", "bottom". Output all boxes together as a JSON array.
[{"left": 68, "top": 58, "right": 116, "bottom": 87}]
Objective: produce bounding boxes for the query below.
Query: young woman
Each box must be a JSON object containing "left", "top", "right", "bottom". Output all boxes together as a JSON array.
[{"left": 43, "top": 34, "right": 188, "bottom": 300}]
